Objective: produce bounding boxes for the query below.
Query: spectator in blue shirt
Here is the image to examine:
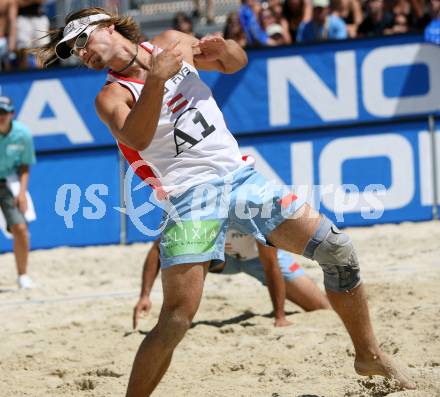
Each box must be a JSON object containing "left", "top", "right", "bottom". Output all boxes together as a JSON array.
[
  {"left": 297, "top": 0, "right": 348, "bottom": 42},
  {"left": 425, "top": 0, "right": 440, "bottom": 44},
  {"left": 0, "top": 96, "right": 36, "bottom": 289},
  {"left": 239, "top": 0, "right": 276, "bottom": 46}
]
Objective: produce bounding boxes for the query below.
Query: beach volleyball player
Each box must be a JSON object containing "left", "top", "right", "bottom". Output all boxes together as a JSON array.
[{"left": 37, "top": 8, "right": 416, "bottom": 396}]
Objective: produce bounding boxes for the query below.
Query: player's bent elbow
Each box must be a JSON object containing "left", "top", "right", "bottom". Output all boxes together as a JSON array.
[
  {"left": 237, "top": 47, "right": 249, "bottom": 66},
  {"left": 241, "top": 52, "right": 249, "bottom": 67},
  {"left": 228, "top": 53, "right": 248, "bottom": 74},
  {"left": 120, "top": 133, "right": 152, "bottom": 151},
  {"left": 130, "top": 139, "right": 151, "bottom": 152}
]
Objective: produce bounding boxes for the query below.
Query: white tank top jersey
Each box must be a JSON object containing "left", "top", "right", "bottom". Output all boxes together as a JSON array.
[
  {"left": 225, "top": 229, "right": 259, "bottom": 261},
  {"left": 106, "top": 42, "right": 244, "bottom": 195}
]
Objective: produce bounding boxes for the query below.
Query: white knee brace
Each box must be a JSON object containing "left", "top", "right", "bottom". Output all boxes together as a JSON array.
[{"left": 303, "top": 216, "right": 361, "bottom": 292}]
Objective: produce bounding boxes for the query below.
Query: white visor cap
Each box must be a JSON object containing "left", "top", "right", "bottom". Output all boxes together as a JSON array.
[{"left": 55, "top": 13, "right": 111, "bottom": 59}]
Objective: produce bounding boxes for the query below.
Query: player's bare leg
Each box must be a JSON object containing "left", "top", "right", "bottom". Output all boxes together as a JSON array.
[
  {"left": 285, "top": 275, "right": 330, "bottom": 311},
  {"left": 327, "top": 285, "right": 414, "bottom": 387},
  {"left": 126, "top": 261, "right": 210, "bottom": 397},
  {"left": 267, "top": 203, "right": 416, "bottom": 389}
]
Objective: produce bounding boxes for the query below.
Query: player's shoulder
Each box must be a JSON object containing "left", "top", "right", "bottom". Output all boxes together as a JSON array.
[
  {"left": 95, "top": 82, "right": 133, "bottom": 114},
  {"left": 97, "top": 81, "right": 132, "bottom": 104}
]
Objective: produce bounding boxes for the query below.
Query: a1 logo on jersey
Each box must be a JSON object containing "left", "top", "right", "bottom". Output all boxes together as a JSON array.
[{"left": 168, "top": 93, "right": 217, "bottom": 156}]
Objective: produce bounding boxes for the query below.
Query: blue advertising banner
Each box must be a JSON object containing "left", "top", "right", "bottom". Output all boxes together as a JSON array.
[
  {"left": 0, "top": 67, "right": 112, "bottom": 151},
  {"left": 0, "top": 123, "right": 436, "bottom": 249},
  {"left": 236, "top": 121, "right": 434, "bottom": 226},
  {"left": 123, "top": 121, "right": 435, "bottom": 246},
  {"left": 0, "top": 34, "right": 438, "bottom": 152},
  {"left": 0, "top": 149, "right": 121, "bottom": 251}
]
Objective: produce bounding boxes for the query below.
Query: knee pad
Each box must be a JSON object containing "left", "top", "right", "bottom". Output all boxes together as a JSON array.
[{"left": 303, "top": 216, "right": 361, "bottom": 292}]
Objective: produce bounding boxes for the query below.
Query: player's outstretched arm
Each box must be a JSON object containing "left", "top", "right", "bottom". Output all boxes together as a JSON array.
[
  {"left": 153, "top": 30, "right": 247, "bottom": 74},
  {"left": 132, "top": 239, "right": 161, "bottom": 329},
  {"left": 257, "top": 243, "right": 292, "bottom": 327}
]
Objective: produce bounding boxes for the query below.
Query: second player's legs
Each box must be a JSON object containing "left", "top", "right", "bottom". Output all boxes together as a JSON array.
[
  {"left": 126, "top": 261, "right": 210, "bottom": 397},
  {"left": 285, "top": 275, "right": 330, "bottom": 311}
]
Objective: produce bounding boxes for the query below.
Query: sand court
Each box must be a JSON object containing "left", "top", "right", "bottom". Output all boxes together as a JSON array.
[{"left": 1, "top": 221, "right": 439, "bottom": 396}]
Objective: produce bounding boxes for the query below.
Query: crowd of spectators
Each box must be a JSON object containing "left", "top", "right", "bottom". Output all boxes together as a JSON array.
[
  {"left": 0, "top": 0, "right": 51, "bottom": 71},
  {"left": 0, "top": 0, "right": 439, "bottom": 72},
  {"left": 167, "top": 0, "right": 440, "bottom": 48},
  {"left": 225, "top": 0, "right": 440, "bottom": 47}
]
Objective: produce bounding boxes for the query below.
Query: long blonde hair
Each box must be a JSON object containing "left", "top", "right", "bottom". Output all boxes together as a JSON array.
[{"left": 36, "top": 7, "right": 141, "bottom": 67}]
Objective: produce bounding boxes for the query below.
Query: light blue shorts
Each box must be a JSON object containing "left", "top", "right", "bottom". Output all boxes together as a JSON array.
[
  {"left": 220, "top": 250, "right": 305, "bottom": 285},
  {"left": 159, "top": 166, "right": 306, "bottom": 268}
]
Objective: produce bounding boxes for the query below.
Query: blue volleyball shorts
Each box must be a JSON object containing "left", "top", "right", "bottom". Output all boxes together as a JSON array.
[{"left": 159, "top": 166, "right": 306, "bottom": 269}]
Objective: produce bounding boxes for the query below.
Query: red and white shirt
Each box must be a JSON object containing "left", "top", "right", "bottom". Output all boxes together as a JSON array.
[{"left": 106, "top": 42, "right": 244, "bottom": 196}]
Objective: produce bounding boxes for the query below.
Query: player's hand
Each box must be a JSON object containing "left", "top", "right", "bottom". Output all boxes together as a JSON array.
[
  {"left": 149, "top": 41, "right": 183, "bottom": 82},
  {"left": 274, "top": 316, "right": 293, "bottom": 327},
  {"left": 132, "top": 296, "right": 152, "bottom": 329},
  {"left": 192, "top": 35, "right": 227, "bottom": 62},
  {"left": 15, "top": 193, "right": 28, "bottom": 214}
]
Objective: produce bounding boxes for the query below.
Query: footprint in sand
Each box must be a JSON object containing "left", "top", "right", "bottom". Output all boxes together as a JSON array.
[{"left": 75, "top": 378, "right": 96, "bottom": 391}]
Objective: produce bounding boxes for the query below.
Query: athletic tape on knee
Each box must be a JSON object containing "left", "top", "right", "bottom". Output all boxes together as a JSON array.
[{"left": 303, "top": 216, "right": 361, "bottom": 292}]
